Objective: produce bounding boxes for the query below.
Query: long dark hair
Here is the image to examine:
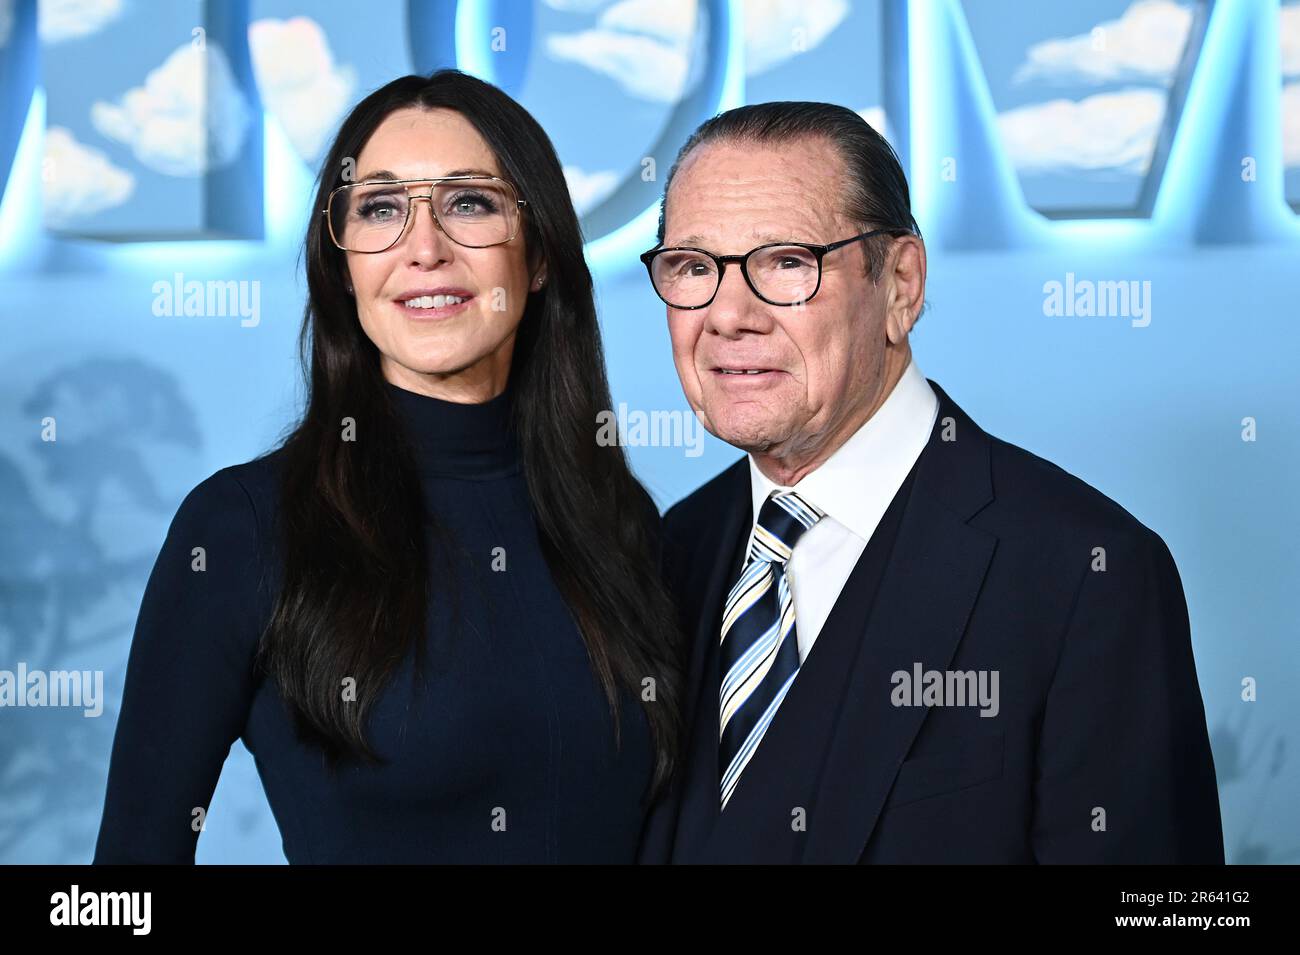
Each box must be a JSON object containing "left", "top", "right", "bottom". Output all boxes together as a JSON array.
[{"left": 258, "top": 70, "right": 683, "bottom": 797}]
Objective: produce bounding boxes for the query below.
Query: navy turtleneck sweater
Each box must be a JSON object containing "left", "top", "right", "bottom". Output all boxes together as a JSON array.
[{"left": 93, "top": 381, "right": 655, "bottom": 863}]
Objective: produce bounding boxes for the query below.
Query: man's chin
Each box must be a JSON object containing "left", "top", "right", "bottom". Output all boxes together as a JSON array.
[{"left": 705, "top": 415, "right": 788, "bottom": 455}]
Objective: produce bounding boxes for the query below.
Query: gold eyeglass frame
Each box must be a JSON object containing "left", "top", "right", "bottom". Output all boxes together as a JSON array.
[{"left": 322, "top": 175, "right": 528, "bottom": 253}]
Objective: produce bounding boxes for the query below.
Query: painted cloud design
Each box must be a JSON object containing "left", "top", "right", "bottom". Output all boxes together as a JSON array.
[
  {"left": 38, "top": 0, "right": 123, "bottom": 44},
  {"left": 999, "top": 1, "right": 1197, "bottom": 176},
  {"left": 998, "top": 88, "right": 1165, "bottom": 176},
  {"left": 546, "top": 0, "right": 704, "bottom": 103},
  {"left": 248, "top": 16, "right": 357, "bottom": 163},
  {"left": 1012, "top": 0, "right": 1193, "bottom": 87},
  {"left": 744, "top": 0, "right": 849, "bottom": 76},
  {"left": 545, "top": 0, "right": 848, "bottom": 102},
  {"left": 42, "top": 126, "right": 134, "bottom": 225},
  {"left": 563, "top": 165, "right": 620, "bottom": 214},
  {"left": 91, "top": 41, "right": 253, "bottom": 176}
]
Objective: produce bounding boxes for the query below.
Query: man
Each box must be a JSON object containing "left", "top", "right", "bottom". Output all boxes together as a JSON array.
[{"left": 637, "top": 102, "right": 1223, "bottom": 864}]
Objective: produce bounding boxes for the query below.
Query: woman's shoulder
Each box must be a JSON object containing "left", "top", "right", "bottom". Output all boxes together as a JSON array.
[
  {"left": 182, "top": 447, "right": 282, "bottom": 515},
  {"left": 166, "top": 447, "right": 287, "bottom": 561}
]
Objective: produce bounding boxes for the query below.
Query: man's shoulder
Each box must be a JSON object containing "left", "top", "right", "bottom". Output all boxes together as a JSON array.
[
  {"left": 933, "top": 377, "right": 1160, "bottom": 548},
  {"left": 980, "top": 430, "right": 1164, "bottom": 555},
  {"left": 659, "top": 457, "right": 749, "bottom": 599},
  {"left": 663, "top": 455, "right": 749, "bottom": 535}
]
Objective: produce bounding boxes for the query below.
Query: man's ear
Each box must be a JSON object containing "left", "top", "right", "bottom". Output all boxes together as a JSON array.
[{"left": 884, "top": 236, "right": 926, "bottom": 343}]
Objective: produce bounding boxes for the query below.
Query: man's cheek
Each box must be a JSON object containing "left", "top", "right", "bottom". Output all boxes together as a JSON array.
[{"left": 670, "top": 347, "right": 697, "bottom": 385}]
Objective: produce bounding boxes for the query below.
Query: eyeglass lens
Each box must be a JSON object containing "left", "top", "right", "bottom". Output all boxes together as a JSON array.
[
  {"left": 649, "top": 245, "right": 821, "bottom": 307},
  {"left": 330, "top": 179, "right": 519, "bottom": 252}
]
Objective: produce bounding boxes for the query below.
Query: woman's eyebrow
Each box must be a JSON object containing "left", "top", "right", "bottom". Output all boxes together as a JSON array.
[
  {"left": 442, "top": 167, "right": 498, "bottom": 178},
  {"left": 356, "top": 167, "right": 498, "bottom": 181}
]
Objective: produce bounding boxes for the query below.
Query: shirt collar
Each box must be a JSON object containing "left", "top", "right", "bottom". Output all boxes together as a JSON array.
[{"left": 748, "top": 356, "right": 939, "bottom": 541}]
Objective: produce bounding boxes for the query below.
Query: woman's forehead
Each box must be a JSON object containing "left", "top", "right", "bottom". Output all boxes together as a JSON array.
[{"left": 356, "top": 108, "right": 501, "bottom": 180}]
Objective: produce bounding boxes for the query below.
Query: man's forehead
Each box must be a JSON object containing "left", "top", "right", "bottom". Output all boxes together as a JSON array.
[
  {"left": 663, "top": 139, "right": 848, "bottom": 242},
  {"left": 664, "top": 193, "right": 849, "bottom": 247}
]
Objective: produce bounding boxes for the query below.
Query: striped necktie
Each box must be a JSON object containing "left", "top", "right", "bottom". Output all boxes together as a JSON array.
[{"left": 718, "top": 490, "right": 825, "bottom": 809}]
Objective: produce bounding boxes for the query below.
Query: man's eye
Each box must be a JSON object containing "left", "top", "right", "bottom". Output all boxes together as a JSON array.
[{"left": 671, "top": 256, "right": 712, "bottom": 275}]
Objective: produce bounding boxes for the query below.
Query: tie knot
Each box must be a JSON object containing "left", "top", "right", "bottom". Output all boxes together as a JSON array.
[{"left": 750, "top": 490, "right": 824, "bottom": 564}]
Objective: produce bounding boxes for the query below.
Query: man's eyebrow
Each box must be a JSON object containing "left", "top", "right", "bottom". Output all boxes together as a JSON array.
[
  {"left": 355, "top": 167, "right": 499, "bottom": 181},
  {"left": 670, "top": 231, "right": 792, "bottom": 248}
]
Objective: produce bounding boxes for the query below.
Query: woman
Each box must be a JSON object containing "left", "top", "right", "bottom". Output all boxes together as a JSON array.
[{"left": 92, "top": 70, "right": 683, "bottom": 863}]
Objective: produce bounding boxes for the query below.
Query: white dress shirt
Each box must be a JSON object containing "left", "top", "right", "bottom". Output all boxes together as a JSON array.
[{"left": 747, "top": 357, "right": 939, "bottom": 663}]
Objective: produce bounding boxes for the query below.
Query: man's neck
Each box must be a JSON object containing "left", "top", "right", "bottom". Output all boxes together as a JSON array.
[{"left": 751, "top": 348, "right": 911, "bottom": 487}]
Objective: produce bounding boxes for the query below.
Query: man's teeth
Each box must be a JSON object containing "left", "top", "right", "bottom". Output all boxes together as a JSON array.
[
  {"left": 720, "top": 369, "right": 768, "bottom": 375},
  {"left": 404, "top": 294, "right": 467, "bottom": 309}
]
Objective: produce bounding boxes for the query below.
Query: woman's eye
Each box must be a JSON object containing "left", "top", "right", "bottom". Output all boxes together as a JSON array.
[
  {"left": 358, "top": 201, "right": 399, "bottom": 222},
  {"left": 447, "top": 192, "right": 497, "bottom": 216}
]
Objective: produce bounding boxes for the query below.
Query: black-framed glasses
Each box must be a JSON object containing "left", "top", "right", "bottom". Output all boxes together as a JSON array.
[
  {"left": 639, "top": 228, "right": 911, "bottom": 309},
  {"left": 323, "top": 176, "right": 527, "bottom": 253}
]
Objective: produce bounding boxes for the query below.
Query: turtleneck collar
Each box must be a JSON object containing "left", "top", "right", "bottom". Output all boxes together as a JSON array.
[{"left": 385, "top": 380, "right": 520, "bottom": 480}]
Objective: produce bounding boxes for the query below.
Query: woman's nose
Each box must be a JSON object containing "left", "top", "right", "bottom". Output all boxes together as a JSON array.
[{"left": 401, "top": 197, "right": 455, "bottom": 265}]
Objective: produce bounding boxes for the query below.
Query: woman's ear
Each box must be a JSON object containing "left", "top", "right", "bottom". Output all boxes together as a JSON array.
[{"left": 526, "top": 242, "right": 547, "bottom": 292}]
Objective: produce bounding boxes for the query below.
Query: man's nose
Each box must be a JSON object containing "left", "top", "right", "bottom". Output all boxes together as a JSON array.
[
  {"left": 401, "top": 197, "right": 455, "bottom": 266},
  {"left": 702, "top": 261, "right": 774, "bottom": 338}
]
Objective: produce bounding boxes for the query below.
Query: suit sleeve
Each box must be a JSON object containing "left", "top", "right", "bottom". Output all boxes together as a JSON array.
[
  {"left": 92, "top": 469, "right": 263, "bottom": 863},
  {"left": 636, "top": 497, "right": 688, "bottom": 864},
  {"left": 1031, "top": 528, "right": 1224, "bottom": 863}
]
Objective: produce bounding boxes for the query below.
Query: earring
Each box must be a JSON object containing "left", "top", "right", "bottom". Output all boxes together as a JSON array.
[{"left": 346, "top": 283, "right": 353, "bottom": 293}]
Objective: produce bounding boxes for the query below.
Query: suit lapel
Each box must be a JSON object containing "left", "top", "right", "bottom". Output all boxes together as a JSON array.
[{"left": 802, "top": 380, "right": 997, "bottom": 863}]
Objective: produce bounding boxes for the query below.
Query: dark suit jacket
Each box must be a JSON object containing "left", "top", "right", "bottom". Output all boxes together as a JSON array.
[{"left": 640, "top": 379, "right": 1224, "bottom": 864}]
